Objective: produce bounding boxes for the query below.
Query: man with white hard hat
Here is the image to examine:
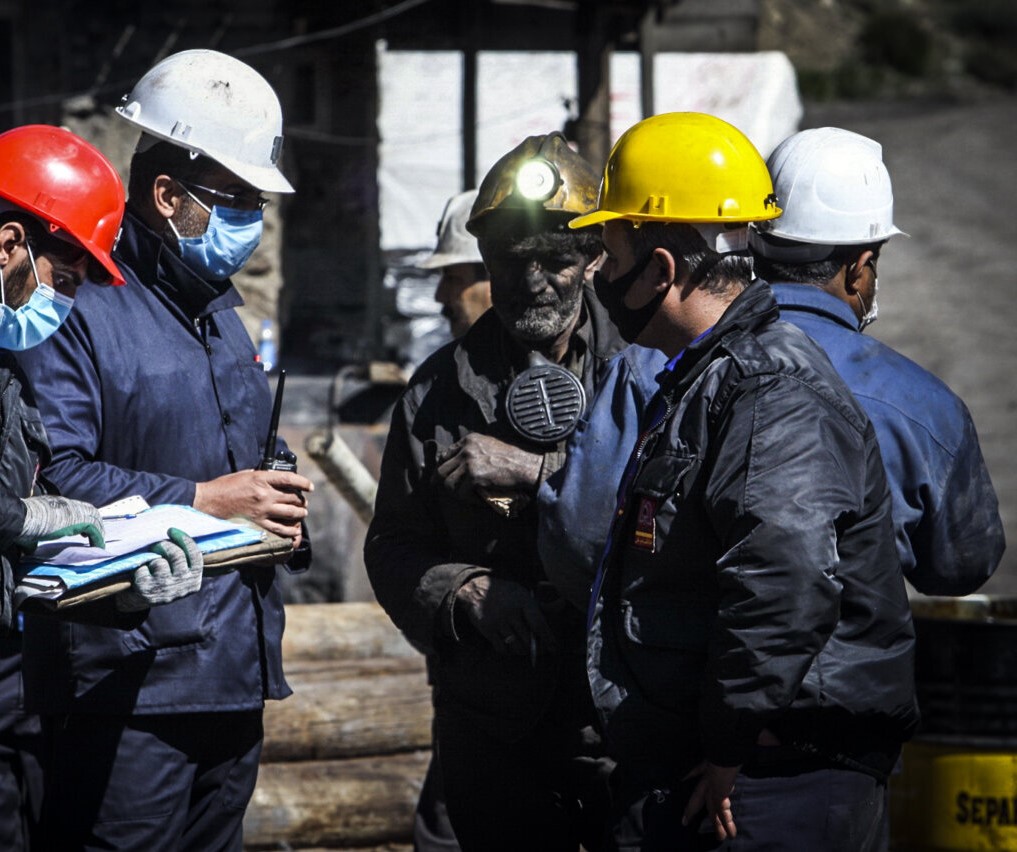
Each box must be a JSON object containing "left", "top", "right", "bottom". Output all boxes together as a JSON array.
[
  {"left": 750, "top": 127, "right": 1005, "bottom": 596},
  {"left": 419, "top": 189, "right": 492, "bottom": 339},
  {"left": 14, "top": 50, "right": 313, "bottom": 849}
]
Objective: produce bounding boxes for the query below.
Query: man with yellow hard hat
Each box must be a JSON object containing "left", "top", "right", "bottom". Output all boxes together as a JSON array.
[{"left": 559, "top": 112, "right": 918, "bottom": 849}]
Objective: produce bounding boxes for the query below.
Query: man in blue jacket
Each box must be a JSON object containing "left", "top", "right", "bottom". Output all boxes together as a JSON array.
[
  {"left": 14, "top": 52, "right": 312, "bottom": 850},
  {"left": 749, "top": 127, "right": 1004, "bottom": 595}
]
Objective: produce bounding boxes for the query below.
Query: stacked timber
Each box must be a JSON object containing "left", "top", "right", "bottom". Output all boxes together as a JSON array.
[{"left": 244, "top": 602, "right": 433, "bottom": 851}]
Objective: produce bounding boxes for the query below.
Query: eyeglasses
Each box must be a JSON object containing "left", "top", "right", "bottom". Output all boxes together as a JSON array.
[{"left": 174, "top": 178, "right": 270, "bottom": 212}]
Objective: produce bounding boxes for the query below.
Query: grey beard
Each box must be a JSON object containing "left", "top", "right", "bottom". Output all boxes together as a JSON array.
[{"left": 500, "top": 289, "right": 582, "bottom": 344}]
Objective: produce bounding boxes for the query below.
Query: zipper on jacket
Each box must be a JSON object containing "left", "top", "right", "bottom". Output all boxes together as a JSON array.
[
  {"left": 196, "top": 316, "right": 239, "bottom": 472},
  {"left": 586, "top": 396, "right": 674, "bottom": 629}
]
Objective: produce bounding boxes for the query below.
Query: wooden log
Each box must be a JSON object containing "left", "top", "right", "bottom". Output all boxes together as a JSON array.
[
  {"left": 244, "top": 752, "right": 430, "bottom": 849},
  {"left": 283, "top": 602, "right": 419, "bottom": 662},
  {"left": 263, "top": 657, "right": 432, "bottom": 761}
]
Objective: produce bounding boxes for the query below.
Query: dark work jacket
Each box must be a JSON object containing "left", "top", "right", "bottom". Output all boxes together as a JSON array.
[
  {"left": 0, "top": 361, "right": 41, "bottom": 634},
  {"left": 365, "top": 292, "right": 626, "bottom": 741},
  {"left": 772, "top": 283, "right": 1005, "bottom": 595},
  {"left": 0, "top": 359, "right": 47, "bottom": 718},
  {"left": 589, "top": 281, "right": 919, "bottom": 780},
  {"left": 13, "top": 211, "right": 291, "bottom": 715}
]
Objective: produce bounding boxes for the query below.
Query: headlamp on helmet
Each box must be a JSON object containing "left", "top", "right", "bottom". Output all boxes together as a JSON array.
[
  {"left": 466, "top": 132, "right": 600, "bottom": 237},
  {"left": 515, "top": 158, "right": 561, "bottom": 203}
]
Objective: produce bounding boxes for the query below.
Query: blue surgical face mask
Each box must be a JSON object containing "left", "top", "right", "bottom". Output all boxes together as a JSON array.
[
  {"left": 0, "top": 242, "right": 74, "bottom": 351},
  {"left": 167, "top": 191, "right": 263, "bottom": 281}
]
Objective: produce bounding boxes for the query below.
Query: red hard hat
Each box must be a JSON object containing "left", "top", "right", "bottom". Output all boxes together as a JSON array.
[{"left": 0, "top": 125, "right": 125, "bottom": 285}]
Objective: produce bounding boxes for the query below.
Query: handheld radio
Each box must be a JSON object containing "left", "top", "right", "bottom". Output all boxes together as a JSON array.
[{"left": 260, "top": 369, "right": 298, "bottom": 473}]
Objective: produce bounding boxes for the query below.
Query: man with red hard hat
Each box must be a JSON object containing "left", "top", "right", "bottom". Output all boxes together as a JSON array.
[
  {"left": 15, "top": 50, "right": 311, "bottom": 850},
  {"left": 0, "top": 124, "right": 205, "bottom": 851}
]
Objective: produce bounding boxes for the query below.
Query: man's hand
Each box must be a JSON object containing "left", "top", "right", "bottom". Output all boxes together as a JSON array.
[
  {"left": 17, "top": 496, "right": 105, "bottom": 548},
  {"left": 454, "top": 575, "right": 557, "bottom": 657},
  {"left": 682, "top": 761, "right": 740, "bottom": 841},
  {"left": 435, "top": 434, "right": 542, "bottom": 501},
  {"left": 193, "top": 469, "right": 313, "bottom": 540},
  {"left": 117, "top": 528, "right": 204, "bottom": 612}
]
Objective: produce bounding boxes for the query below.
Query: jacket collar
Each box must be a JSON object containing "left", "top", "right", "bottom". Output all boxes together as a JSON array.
[
  {"left": 659, "top": 278, "right": 780, "bottom": 392},
  {"left": 115, "top": 209, "right": 244, "bottom": 319},
  {"left": 769, "top": 281, "right": 859, "bottom": 332}
]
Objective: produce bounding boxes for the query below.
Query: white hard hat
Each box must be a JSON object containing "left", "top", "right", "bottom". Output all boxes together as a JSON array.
[
  {"left": 418, "top": 189, "right": 484, "bottom": 269},
  {"left": 750, "top": 127, "right": 904, "bottom": 259},
  {"left": 116, "top": 49, "right": 294, "bottom": 194}
]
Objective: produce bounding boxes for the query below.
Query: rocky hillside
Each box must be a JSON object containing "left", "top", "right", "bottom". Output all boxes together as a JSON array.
[{"left": 758, "top": 0, "right": 1017, "bottom": 100}]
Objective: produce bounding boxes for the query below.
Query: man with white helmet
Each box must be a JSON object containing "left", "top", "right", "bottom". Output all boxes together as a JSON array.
[
  {"left": 14, "top": 51, "right": 312, "bottom": 849},
  {"left": 563, "top": 112, "right": 917, "bottom": 849},
  {"left": 750, "top": 127, "right": 1004, "bottom": 595},
  {"left": 420, "top": 189, "right": 492, "bottom": 340}
]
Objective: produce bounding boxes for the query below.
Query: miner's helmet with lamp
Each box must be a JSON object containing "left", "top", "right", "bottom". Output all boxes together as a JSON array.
[
  {"left": 465, "top": 132, "right": 600, "bottom": 446},
  {"left": 466, "top": 132, "right": 601, "bottom": 237}
]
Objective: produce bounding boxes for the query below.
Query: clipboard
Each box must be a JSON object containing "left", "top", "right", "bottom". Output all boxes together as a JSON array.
[{"left": 16, "top": 503, "right": 294, "bottom": 611}]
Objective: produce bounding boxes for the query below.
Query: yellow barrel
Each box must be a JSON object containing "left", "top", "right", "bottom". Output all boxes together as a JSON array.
[
  {"left": 891, "top": 739, "right": 1017, "bottom": 850},
  {"left": 892, "top": 595, "right": 1017, "bottom": 851}
]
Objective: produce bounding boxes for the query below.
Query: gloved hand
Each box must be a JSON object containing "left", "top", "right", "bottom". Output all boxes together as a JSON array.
[
  {"left": 116, "top": 528, "right": 204, "bottom": 613},
  {"left": 16, "top": 496, "right": 105, "bottom": 548},
  {"left": 454, "top": 575, "right": 558, "bottom": 657}
]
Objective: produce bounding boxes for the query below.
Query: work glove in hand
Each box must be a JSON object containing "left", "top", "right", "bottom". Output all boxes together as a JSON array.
[
  {"left": 116, "top": 528, "right": 204, "bottom": 613},
  {"left": 454, "top": 575, "right": 558, "bottom": 657},
  {"left": 16, "top": 496, "right": 105, "bottom": 548}
]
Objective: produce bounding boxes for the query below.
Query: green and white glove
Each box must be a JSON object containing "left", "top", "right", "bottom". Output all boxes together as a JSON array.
[
  {"left": 17, "top": 496, "right": 105, "bottom": 548},
  {"left": 116, "top": 528, "right": 204, "bottom": 613}
]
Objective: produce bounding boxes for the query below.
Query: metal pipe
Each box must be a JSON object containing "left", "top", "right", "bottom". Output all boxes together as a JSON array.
[{"left": 304, "top": 428, "right": 378, "bottom": 526}]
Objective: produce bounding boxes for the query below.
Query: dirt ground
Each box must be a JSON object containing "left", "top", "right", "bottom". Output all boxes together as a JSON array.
[{"left": 802, "top": 93, "right": 1017, "bottom": 595}]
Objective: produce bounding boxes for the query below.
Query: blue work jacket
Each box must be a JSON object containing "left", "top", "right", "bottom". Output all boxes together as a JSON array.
[
  {"left": 536, "top": 343, "right": 665, "bottom": 612},
  {"left": 13, "top": 211, "right": 291, "bottom": 715},
  {"left": 771, "top": 282, "right": 1004, "bottom": 595}
]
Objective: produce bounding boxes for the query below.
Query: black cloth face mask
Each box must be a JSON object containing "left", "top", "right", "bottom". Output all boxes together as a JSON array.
[{"left": 593, "top": 252, "right": 666, "bottom": 344}]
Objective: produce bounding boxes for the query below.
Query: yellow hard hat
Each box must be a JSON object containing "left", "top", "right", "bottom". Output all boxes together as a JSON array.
[
  {"left": 467, "top": 132, "right": 600, "bottom": 236},
  {"left": 569, "top": 112, "right": 780, "bottom": 230}
]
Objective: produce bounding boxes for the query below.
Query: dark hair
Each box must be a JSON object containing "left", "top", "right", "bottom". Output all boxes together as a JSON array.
[
  {"left": 479, "top": 209, "right": 602, "bottom": 267},
  {"left": 511, "top": 228, "right": 602, "bottom": 265},
  {"left": 628, "top": 221, "right": 753, "bottom": 297},
  {"left": 754, "top": 243, "right": 884, "bottom": 287},
  {"left": 126, "top": 140, "right": 219, "bottom": 206},
  {"left": 1, "top": 210, "right": 109, "bottom": 282}
]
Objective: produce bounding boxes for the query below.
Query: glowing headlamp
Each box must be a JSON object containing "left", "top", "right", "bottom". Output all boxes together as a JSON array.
[{"left": 515, "top": 158, "right": 561, "bottom": 203}]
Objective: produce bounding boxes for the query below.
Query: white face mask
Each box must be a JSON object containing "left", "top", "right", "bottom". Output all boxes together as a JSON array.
[{"left": 857, "top": 276, "right": 879, "bottom": 332}]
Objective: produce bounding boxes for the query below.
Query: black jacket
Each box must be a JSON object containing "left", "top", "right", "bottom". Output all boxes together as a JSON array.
[
  {"left": 589, "top": 281, "right": 919, "bottom": 779},
  {"left": 365, "top": 291, "right": 625, "bottom": 740}
]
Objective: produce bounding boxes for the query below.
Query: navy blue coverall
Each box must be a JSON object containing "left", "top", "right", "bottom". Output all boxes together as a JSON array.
[{"left": 14, "top": 211, "right": 294, "bottom": 851}]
